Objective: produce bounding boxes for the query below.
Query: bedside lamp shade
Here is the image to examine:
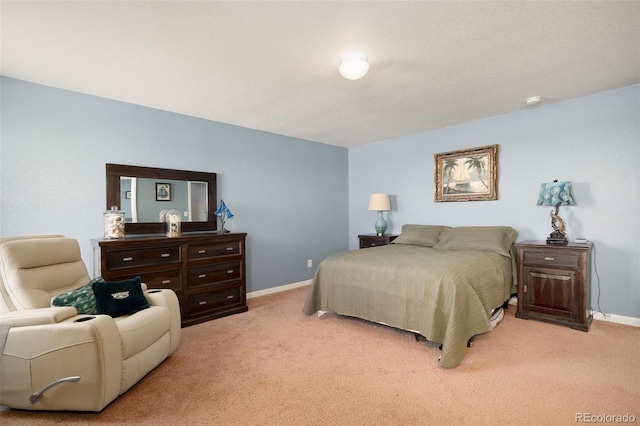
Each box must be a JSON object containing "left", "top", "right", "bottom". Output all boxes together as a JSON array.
[
  {"left": 368, "top": 193, "right": 391, "bottom": 211},
  {"left": 368, "top": 193, "right": 391, "bottom": 236},
  {"left": 536, "top": 181, "right": 576, "bottom": 207}
]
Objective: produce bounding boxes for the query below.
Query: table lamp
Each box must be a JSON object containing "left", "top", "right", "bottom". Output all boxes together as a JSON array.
[
  {"left": 536, "top": 180, "right": 576, "bottom": 245},
  {"left": 368, "top": 194, "right": 391, "bottom": 236}
]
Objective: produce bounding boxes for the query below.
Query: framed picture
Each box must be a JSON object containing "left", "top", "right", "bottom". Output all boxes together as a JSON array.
[
  {"left": 125, "top": 191, "right": 132, "bottom": 199},
  {"left": 434, "top": 144, "right": 498, "bottom": 202},
  {"left": 156, "top": 183, "right": 172, "bottom": 201}
]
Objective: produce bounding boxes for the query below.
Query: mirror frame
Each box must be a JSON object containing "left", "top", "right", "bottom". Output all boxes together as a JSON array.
[{"left": 106, "top": 163, "right": 217, "bottom": 235}]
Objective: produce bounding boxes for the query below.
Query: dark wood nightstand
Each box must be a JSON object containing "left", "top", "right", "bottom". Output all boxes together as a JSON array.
[
  {"left": 358, "top": 234, "right": 398, "bottom": 249},
  {"left": 515, "top": 240, "right": 593, "bottom": 331}
]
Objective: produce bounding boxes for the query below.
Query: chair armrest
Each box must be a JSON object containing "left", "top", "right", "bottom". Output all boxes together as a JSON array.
[
  {"left": 0, "top": 315, "right": 122, "bottom": 411},
  {"left": 0, "top": 307, "right": 77, "bottom": 328},
  {"left": 144, "top": 289, "right": 181, "bottom": 355}
]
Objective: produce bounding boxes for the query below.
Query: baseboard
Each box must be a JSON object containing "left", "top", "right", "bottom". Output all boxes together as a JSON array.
[
  {"left": 247, "top": 279, "right": 311, "bottom": 299},
  {"left": 592, "top": 311, "right": 640, "bottom": 328}
]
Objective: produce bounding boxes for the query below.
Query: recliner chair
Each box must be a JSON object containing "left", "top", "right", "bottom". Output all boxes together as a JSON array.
[{"left": 0, "top": 235, "right": 181, "bottom": 411}]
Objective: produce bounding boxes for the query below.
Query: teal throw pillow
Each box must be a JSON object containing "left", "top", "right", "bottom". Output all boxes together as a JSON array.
[
  {"left": 92, "top": 276, "right": 150, "bottom": 318},
  {"left": 50, "top": 277, "right": 104, "bottom": 315}
]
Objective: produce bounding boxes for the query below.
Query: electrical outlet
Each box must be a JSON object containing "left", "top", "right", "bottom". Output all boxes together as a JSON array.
[{"left": 307, "top": 259, "right": 313, "bottom": 268}]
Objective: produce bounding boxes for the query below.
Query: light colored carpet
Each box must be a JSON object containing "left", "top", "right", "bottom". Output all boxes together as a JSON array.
[{"left": 1, "top": 285, "right": 638, "bottom": 425}]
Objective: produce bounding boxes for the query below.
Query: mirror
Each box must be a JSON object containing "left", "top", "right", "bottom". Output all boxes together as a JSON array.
[{"left": 106, "top": 164, "right": 217, "bottom": 235}]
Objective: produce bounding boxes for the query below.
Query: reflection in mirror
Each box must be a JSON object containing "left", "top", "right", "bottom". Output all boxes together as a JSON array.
[
  {"left": 119, "top": 177, "right": 208, "bottom": 223},
  {"left": 106, "top": 164, "right": 217, "bottom": 235}
]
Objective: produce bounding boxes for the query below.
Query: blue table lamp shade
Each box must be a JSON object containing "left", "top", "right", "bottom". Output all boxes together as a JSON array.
[
  {"left": 368, "top": 194, "right": 391, "bottom": 236},
  {"left": 537, "top": 180, "right": 576, "bottom": 245}
]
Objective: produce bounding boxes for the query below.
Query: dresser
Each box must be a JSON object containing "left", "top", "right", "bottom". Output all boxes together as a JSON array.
[
  {"left": 93, "top": 233, "right": 248, "bottom": 327},
  {"left": 358, "top": 234, "right": 398, "bottom": 249},
  {"left": 515, "top": 240, "right": 592, "bottom": 331}
]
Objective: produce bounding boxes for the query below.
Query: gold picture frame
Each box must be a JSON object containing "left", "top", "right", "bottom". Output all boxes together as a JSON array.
[{"left": 434, "top": 144, "right": 498, "bottom": 202}]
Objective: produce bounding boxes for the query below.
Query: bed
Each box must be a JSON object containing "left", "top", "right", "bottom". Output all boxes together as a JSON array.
[{"left": 302, "top": 225, "right": 518, "bottom": 368}]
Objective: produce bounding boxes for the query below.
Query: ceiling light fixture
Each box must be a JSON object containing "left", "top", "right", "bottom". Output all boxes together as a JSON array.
[{"left": 339, "top": 53, "right": 369, "bottom": 80}]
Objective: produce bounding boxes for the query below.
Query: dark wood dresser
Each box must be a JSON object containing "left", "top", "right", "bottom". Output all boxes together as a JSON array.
[
  {"left": 358, "top": 234, "right": 398, "bottom": 249},
  {"left": 92, "top": 232, "right": 248, "bottom": 327},
  {"left": 515, "top": 240, "right": 592, "bottom": 331}
]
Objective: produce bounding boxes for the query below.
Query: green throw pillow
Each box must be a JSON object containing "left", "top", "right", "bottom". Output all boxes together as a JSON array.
[
  {"left": 50, "top": 277, "right": 104, "bottom": 315},
  {"left": 92, "top": 276, "right": 150, "bottom": 318}
]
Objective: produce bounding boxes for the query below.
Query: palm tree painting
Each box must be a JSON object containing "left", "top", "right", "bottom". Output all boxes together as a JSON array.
[
  {"left": 465, "top": 155, "right": 489, "bottom": 189},
  {"left": 435, "top": 145, "right": 498, "bottom": 202}
]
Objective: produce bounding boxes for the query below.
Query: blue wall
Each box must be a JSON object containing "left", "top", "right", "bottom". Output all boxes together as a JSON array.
[
  {"left": 349, "top": 85, "right": 640, "bottom": 318},
  {"left": 2, "top": 77, "right": 638, "bottom": 318},
  {"left": 0, "top": 77, "right": 349, "bottom": 293}
]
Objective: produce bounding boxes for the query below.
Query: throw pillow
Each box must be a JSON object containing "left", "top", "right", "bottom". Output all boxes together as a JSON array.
[
  {"left": 433, "top": 226, "right": 518, "bottom": 258},
  {"left": 92, "top": 276, "right": 150, "bottom": 317},
  {"left": 50, "top": 277, "right": 104, "bottom": 315},
  {"left": 391, "top": 225, "right": 449, "bottom": 247}
]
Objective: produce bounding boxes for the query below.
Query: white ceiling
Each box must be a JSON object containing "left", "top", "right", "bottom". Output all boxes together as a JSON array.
[{"left": 2, "top": 1, "right": 639, "bottom": 147}]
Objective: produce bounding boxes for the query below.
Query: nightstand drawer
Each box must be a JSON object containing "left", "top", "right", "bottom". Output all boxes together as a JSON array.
[
  {"left": 358, "top": 234, "right": 398, "bottom": 249},
  {"left": 523, "top": 251, "right": 580, "bottom": 268}
]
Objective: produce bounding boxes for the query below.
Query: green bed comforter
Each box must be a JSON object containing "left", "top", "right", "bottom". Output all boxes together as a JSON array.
[{"left": 302, "top": 244, "right": 514, "bottom": 368}]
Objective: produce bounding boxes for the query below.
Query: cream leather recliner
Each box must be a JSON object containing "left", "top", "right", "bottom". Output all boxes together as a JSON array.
[{"left": 0, "top": 235, "right": 181, "bottom": 411}]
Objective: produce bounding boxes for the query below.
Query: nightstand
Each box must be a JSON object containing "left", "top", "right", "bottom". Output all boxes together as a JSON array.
[
  {"left": 515, "top": 241, "right": 593, "bottom": 331},
  {"left": 358, "top": 234, "right": 398, "bottom": 249}
]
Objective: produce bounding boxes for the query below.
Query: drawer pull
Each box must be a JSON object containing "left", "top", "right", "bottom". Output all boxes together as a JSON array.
[
  {"left": 161, "top": 253, "right": 170, "bottom": 258},
  {"left": 162, "top": 280, "right": 171, "bottom": 284},
  {"left": 122, "top": 257, "right": 133, "bottom": 262},
  {"left": 226, "top": 270, "right": 234, "bottom": 274},
  {"left": 225, "top": 247, "right": 233, "bottom": 251},
  {"left": 198, "top": 274, "right": 207, "bottom": 278},
  {"left": 198, "top": 249, "right": 206, "bottom": 254},
  {"left": 198, "top": 300, "right": 207, "bottom": 305},
  {"left": 544, "top": 257, "right": 555, "bottom": 261},
  {"left": 226, "top": 295, "right": 234, "bottom": 300}
]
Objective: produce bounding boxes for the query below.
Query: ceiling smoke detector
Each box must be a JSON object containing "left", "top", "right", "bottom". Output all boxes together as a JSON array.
[{"left": 526, "top": 96, "right": 542, "bottom": 106}]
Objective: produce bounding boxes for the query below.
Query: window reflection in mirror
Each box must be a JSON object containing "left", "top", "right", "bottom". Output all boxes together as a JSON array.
[{"left": 120, "top": 177, "right": 208, "bottom": 223}]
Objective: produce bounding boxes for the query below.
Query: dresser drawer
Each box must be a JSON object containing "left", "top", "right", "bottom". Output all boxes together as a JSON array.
[
  {"left": 188, "top": 286, "right": 242, "bottom": 317},
  {"left": 106, "top": 246, "right": 181, "bottom": 270},
  {"left": 522, "top": 250, "right": 580, "bottom": 268},
  {"left": 138, "top": 269, "right": 182, "bottom": 292},
  {"left": 188, "top": 240, "right": 241, "bottom": 260},
  {"left": 188, "top": 261, "right": 242, "bottom": 289}
]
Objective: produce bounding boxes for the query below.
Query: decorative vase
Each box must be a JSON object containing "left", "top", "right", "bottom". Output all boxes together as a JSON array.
[{"left": 104, "top": 206, "right": 125, "bottom": 239}]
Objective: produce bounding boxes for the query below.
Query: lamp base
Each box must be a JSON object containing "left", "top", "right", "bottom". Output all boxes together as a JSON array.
[
  {"left": 546, "top": 237, "right": 568, "bottom": 245},
  {"left": 374, "top": 211, "right": 387, "bottom": 236},
  {"left": 546, "top": 231, "right": 568, "bottom": 245}
]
